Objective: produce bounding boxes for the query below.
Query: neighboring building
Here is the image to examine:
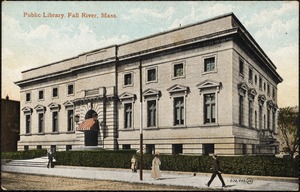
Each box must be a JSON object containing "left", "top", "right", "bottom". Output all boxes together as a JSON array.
[
  {"left": 15, "top": 13, "right": 283, "bottom": 155},
  {"left": 1, "top": 96, "right": 20, "bottom": 152}
]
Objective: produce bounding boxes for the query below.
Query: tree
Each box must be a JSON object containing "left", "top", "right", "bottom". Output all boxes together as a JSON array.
[{"left": 277, "top": 106, "right": 299, "bottom": 158}]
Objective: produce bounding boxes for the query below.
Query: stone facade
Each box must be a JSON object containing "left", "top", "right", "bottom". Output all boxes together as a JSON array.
[{"left": 15, "top": 13, "right": 282, "bottom": 155}]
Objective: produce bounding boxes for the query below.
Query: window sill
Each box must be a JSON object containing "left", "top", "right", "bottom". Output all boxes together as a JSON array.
[
  {"left": 200, "top": 123, "right": 219, "bottom": 127},
  {"left": 123, "top": 84, "right": 133, "bottom": 88},
  {"left": 201, "top": 70, "right": 217, "bottom": 75},
  {"left": 171, "top": 125, "right": 186, "bottom": 129},
  {"left": 146, "top": 80, "right": 158, "bottom": 84},
  {"left": 120, "top": 128, "right": 134, "bottom": 131},
  {"left": 37, "top": 132, "right": 45, "bottom": 135},
  {"left": 51, "top": 132, "right": 60, "bottom": 135},
  {"left": 66, "top": 131, "right": 75, "bottom": 134},
  {"left": 145, "top": 126, "right": 158, "bottom": 130},
  {"left": 24, "top": 133, "right": 32, "bottom": 136},
  {"left": 172, "top": 76, "right": 185, "bottom": 80}
]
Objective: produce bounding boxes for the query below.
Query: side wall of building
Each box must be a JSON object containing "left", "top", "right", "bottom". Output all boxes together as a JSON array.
[
  {"left": 117, "top": 40, "right": 238, "bottom": 155},
  {"left": 231, "top": 41, "right": 279, "bottom": 154}
]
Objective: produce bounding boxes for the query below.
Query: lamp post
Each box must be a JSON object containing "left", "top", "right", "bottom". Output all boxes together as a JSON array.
[{"left": 139, "top": 58, "right": 143, "bottom": 181}]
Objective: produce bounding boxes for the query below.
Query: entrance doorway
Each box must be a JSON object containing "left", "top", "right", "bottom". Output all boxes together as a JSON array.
[{"left": 84, "top": 110, "right": 99, "bottom": 146}]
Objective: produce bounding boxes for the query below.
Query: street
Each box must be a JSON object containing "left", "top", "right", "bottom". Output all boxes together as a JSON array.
[{"left": 1, "top": 172, "right": 203, "bottom": 191}]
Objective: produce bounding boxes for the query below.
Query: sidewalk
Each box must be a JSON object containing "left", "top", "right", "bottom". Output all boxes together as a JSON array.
[{"left": 1, "top": 164, "right": 298, "bottom": 191}]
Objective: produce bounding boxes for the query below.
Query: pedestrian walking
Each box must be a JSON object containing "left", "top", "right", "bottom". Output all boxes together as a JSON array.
[
  {"left": 131, "top": 155, "right": 137, "bottom": 172},
  {"left": 150, "top": 153, "right": 161, "bottom": 180},
  {"left": 205, "top": 154, "right": 226, "bottom": 187},
  {"left": 47, "top": 148, "right": 53, "bottom": 168}
]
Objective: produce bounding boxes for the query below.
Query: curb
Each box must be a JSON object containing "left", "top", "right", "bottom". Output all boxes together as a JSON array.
[{"left": 55, "top": 165, "right": 298, "bottom": 183}]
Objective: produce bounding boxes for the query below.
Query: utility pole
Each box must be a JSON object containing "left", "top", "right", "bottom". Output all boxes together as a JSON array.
[{"left": 139, "top": 57, "right": 143, "bottom": 181}]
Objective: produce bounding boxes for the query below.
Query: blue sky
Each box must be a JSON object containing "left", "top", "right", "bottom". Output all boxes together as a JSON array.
[{"left": 2, "top": 1, "right": 299, "bottom": 107}]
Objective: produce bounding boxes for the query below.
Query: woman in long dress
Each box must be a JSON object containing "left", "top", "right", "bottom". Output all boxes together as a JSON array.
[
  {"left": 150, "top": 154, "right": 161, "bottom": 179},
  {"left": 131, "top": 155, "right": 137, "bottom": 172}
]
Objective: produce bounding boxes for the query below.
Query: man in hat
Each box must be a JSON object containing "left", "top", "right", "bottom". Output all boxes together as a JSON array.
[
  {"left": 47, "top": 148, "right": 53, "bottom": 168},
  {"left": 205, "top": 154, "right": 226, "bottom": 187}
]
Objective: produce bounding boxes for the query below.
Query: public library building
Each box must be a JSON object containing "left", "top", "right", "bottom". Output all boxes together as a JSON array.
[{"left": 15, "top": 13, "right": 283, "bottom": 155}]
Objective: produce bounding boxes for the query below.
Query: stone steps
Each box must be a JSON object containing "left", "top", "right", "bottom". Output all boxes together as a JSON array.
[{"left": 5, "top": 156, "right": 49, "bottom": 168}]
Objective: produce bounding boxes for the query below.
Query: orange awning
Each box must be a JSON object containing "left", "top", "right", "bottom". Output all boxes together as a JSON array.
[{"left": 77, "top": 118, "right": 99, "bottom": 131}]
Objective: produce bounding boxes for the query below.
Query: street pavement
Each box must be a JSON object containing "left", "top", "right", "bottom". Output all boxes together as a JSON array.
[{"left": 1, "top": 161, "right": 299, "bottom": 191}]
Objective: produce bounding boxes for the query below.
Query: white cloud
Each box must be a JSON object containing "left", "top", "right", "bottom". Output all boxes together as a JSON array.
[
  {"left": 168, "top": 2, "right": 198, "bottom": 29},
  {"left": 268, "top": 44, "right": 299, "bottom": 107},
  {"left": 168, "top": 2, "right": 234, "bottom": 30},
  {"left": 2, "top": 14, "right": 130, "bottom": 100},
  {"left": 254, "top": 17, "right": 298, "bottom": 46},
  {"left": 204, "top": 3, "right": 234, "bottom": 17},
  {"left": 245, "top": 1, "right": 298, "bottom": 28}
]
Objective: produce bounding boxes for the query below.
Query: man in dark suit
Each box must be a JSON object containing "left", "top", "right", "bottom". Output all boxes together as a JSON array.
[
  {"left": 206, "top": 154, "right": 226, "bottom": 187},
  {"left": 47, "top": 148, "right": 53, "bottom": 168}
]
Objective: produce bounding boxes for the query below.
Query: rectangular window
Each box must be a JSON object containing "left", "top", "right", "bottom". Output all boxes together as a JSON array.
[
  {"left": 203, "top": 144, "right": 214, "bottom": 155},
  {"left": 124, "top": 103, "right": 132, "bottom": 128},
  {"left": 146, "top": 144, "right": 155, "bottom": 154},
  {"left": 37, "top": 145, "right": 42, "bottom": 150},
  {"left": 66, "top": 145, "right": 72, "bottom": 151},
  {"left": 124, "top": 73, "right": 132, "bottom": 86},
  {"left": 204, "top": 94, "right": 215, "bottom": 124},
  {"left": 242, "top": 144, "right": 247, "bottom": 155},
  {"left": 239, "top": 59, "right": 244, "bottom": 75},
  {"left": 249, "top": 100, "right": 253, "bottom": 128},
  {"left": 51, "top": 145, "right": 56, "bottom": 152},
  {"left": 68, "top": 84, "right": 74, "bottom": 95},
  {"left": 264, "top": 115, "right": 266, "bottom": 130},
  {"left": 52, "top": 111, "right": 59, "bottom": 132},
  {"left": 147, "top": 100, "right": 156, "bottom": 127},
  {"left": 52, "top": 87, "right": 58, "bottom": 98},
  {"left": 147, "top": 68, "right": 156, "bottom": 82},
  {"left": 38, "top": 113, "right": 44, "bottom": 133},
  {"left": 254, "top": 75, "right": 257, "bottom": 85},
  {"left": 259, "top": 77, "right": 262, "bottom": 89},
  {"left": 38, "top": 90, "right": 44, "bottom": 100},
  {"left": 239, "top": 95, "right": 244, "bottom": 126},
  {"left": 26, "top": 93, "right": 31, "bottom": 102},
  {"left": 122, "top": 144, "right": 131, "bottom": 150},
  {"left": 26, "top": 114, "right": 31, "bottom": 134},
  {"left": 204, "top": 57, "right": 215, "bottom": 72},
  {"left": 267, "top": 109, "right": 270, "bottom": 130},
  {"left": 67, "top": 110, "right": 74, "bottom": 131},
  {"left": 267, "top": 84, "right": 270, "bottom": 95},
  {"left": 174, "top": 63, "right": 184, "bottom": 77},
  {"left": 255, "top": 111, "right": 257, "bottom": 129},
  {"left": 272, "top": 111, "right": 275, "bottom": 132},
  {"left": 24, "top": 146, "right": 29, "bottom": 151},
  {"left": 259, "top": 106, "right": 262, "bottom": 130},
  {"left": 272, "top": 88, "right": 276, "bottom": 99},
  {"left": 172, "top": 144, "right": 183, "bottom": 155},
  {"left": 249, "top": 68, "right": 253, "bottom": 82},
  {"left": 174, "top": 97, "right": 184, "bottom": 125}
]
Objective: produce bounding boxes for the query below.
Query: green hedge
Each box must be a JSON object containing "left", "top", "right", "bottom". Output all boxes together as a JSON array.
[
  {"left": 1, "top": 149, "right": 47, "bottom": 160},
  {"left": 55, "top": 150, "right": 137, "bottom": 168},
  {"left": 3, "top": 150, "right": 296, "bottom": 177},
  {"left": 55, "top": 151, "right": 298, "bottom": 177}
]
